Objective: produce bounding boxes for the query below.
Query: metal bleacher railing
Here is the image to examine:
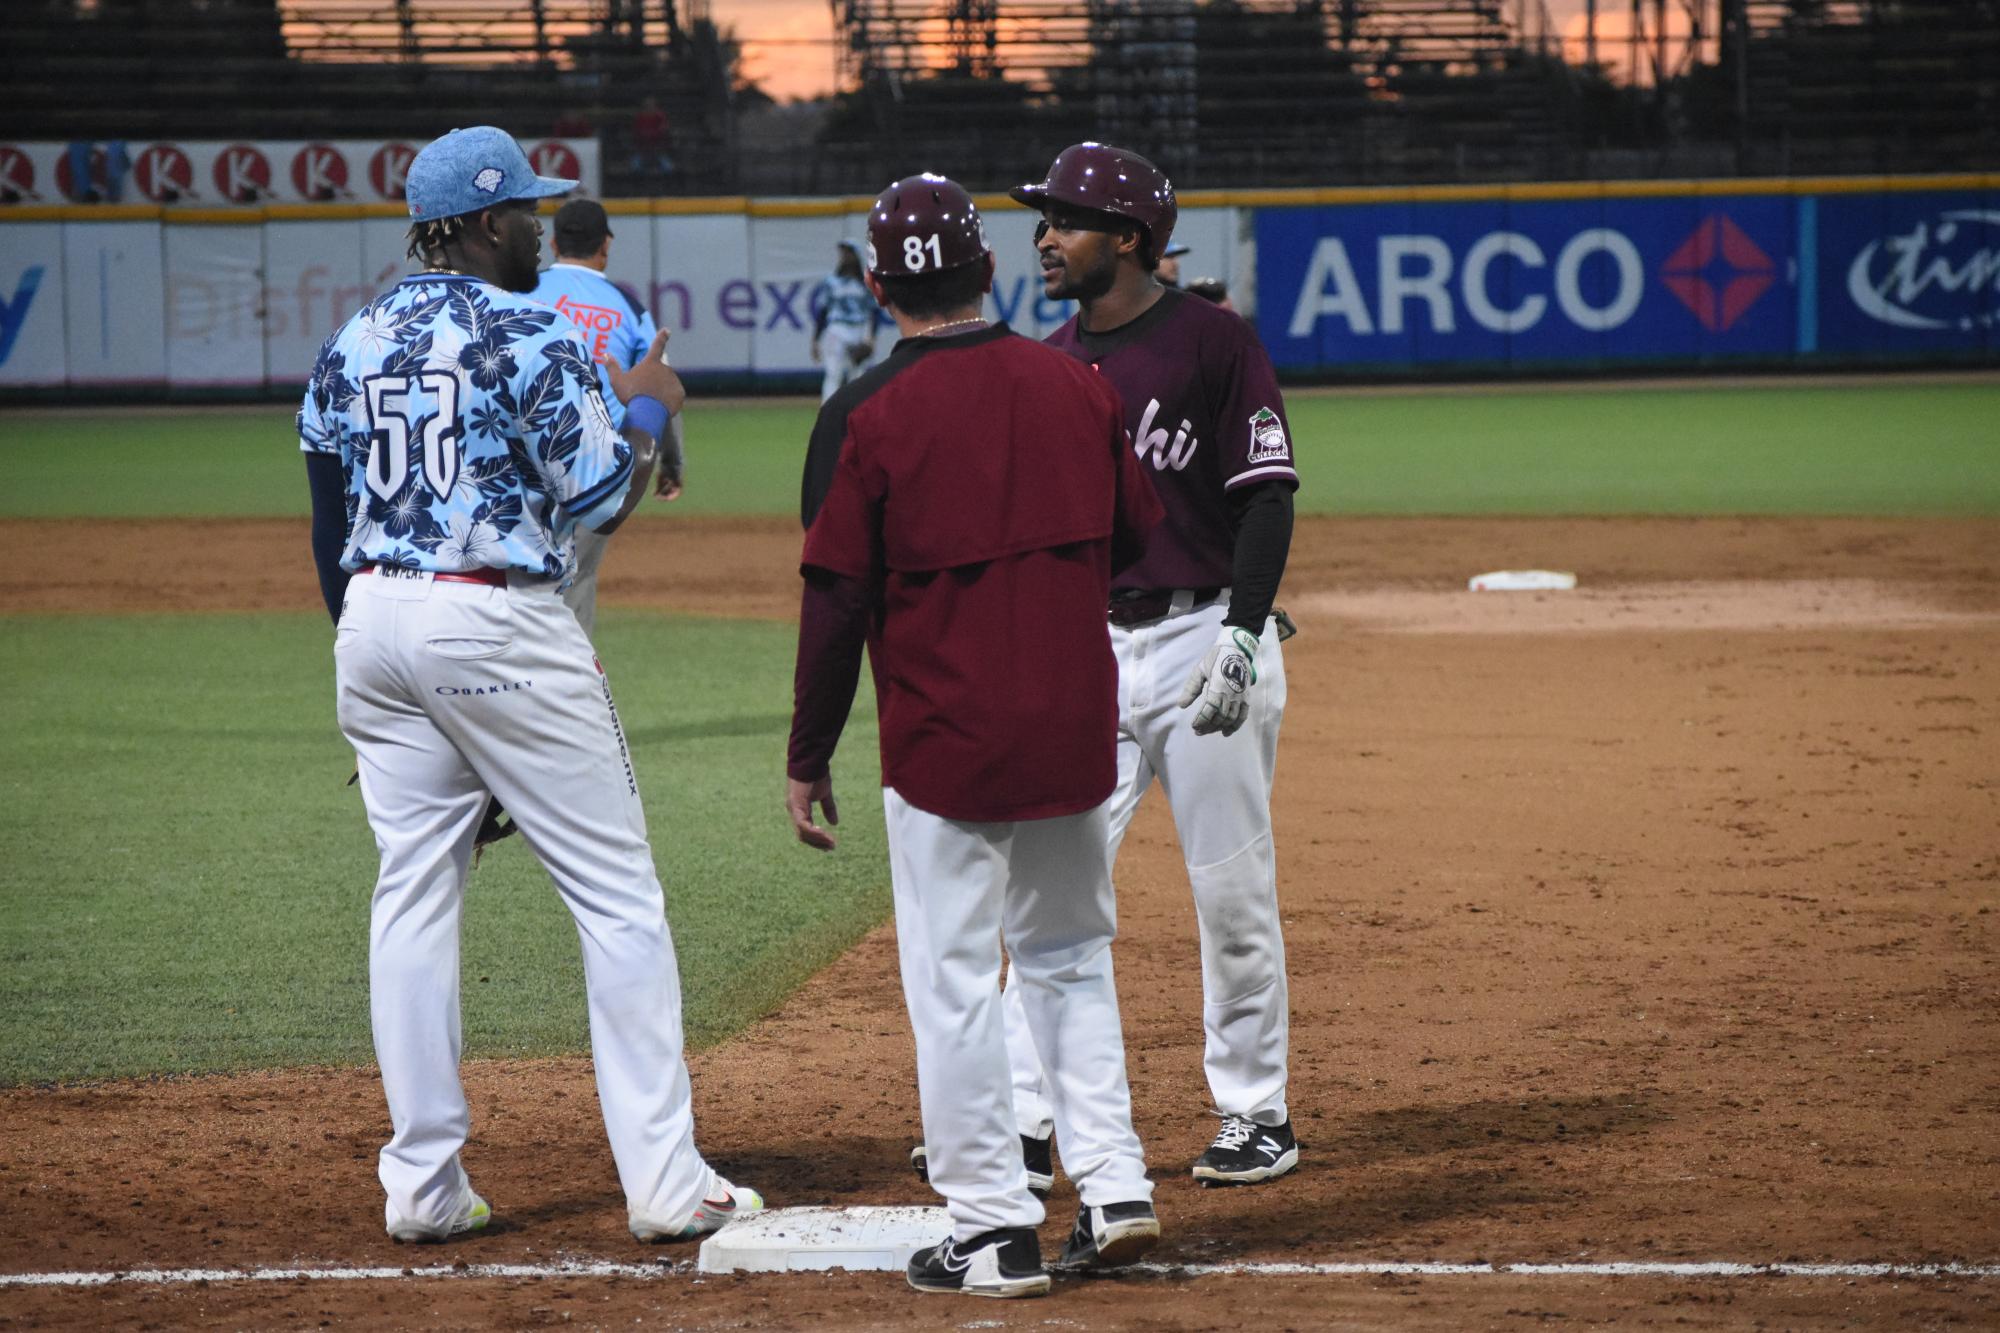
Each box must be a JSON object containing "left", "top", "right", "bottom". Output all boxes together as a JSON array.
[{"left": 1, "top": 0, "right": 1994, "bottom": 197}]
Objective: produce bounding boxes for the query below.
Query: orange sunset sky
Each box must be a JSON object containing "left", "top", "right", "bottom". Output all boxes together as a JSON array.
[{"left": 713, "top": 0, "right": 1703, "bottom": 102}]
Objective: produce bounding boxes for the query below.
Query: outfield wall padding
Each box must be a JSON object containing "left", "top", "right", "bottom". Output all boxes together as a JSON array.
[{"left": 0, "top": 177, "right": 1993, "bottom": 395}]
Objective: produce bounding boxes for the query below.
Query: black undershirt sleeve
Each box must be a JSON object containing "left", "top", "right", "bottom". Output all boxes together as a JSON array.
[
  {"left": 1223, "top": 480, "right": 1294, "bottom": 631},
  {"left": 801, "top": 393, "right": 853, "bottom": 528},
  {"left": 305, "top": 451, "right": 352, "bottom": 625}
]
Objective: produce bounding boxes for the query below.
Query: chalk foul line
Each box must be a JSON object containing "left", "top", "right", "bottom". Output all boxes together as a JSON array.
[{"left": 4, "top": 1258, "right": 1998, "bottom": 1289}]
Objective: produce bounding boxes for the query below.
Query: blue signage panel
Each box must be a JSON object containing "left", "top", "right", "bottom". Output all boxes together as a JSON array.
[
  {"left": 1816, "top": 189, "right": 1999, "bottom": 358},
  {"left": 1255, "top": 188, "right": 1998, "bottom": 372}
]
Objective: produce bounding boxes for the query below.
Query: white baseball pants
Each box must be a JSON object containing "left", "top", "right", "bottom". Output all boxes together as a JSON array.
[
  {"left": 335, "top": 569, "right": 715, "bottom": 1236},
  {"left": 884, "top": 789, "right": 1153, "bottom": 1243},
  {"left": 1004, "top": 593, "right": 1290, "bottom": 1131},
  {"left": 818, "top": 326, "right": 870, "bottom": 402}
]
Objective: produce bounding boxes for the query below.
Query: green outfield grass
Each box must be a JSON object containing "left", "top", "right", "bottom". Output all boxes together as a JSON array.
[
  {"left": 0, "top": 610, "right": 887, "bottom": 1085},
  {"left": 2, "top": 378, "right": 1996, "bottom": 518},
  {"left": 2, "top": 374, "right": 1994, "bottom": 1085}
]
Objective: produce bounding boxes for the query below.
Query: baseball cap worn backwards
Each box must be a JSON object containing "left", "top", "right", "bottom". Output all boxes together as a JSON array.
[{"left": 406, "top": 126, "right": 576, "bottom": 221}]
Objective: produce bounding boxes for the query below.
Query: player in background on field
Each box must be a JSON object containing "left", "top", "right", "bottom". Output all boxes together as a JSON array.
[
  {"left": 1184, "top": 275, "right": 1235, "bottom": 312},
  {"left": 529, "top": 197, "right": 685, "bottom": 638},
  {"left": 299, "top": 125, "right": 757, "bottom": 1247},
  {"left": 1008, "top": 142, "right": 1302, "bottom": 1188},
  {"left": 1156, "top": 239, "right": 1190, "bottom": 288},
  {"left": 810, "top": 239, "right": 878, "bottom": 402},
  {"left": 787, "top": 173, "right": 1164, "bottom": 1299}
]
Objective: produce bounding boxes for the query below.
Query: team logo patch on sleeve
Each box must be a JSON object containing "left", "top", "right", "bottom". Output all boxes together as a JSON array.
[{"left": 1246, "top": 406, "right": 1291, "bottom": 463}]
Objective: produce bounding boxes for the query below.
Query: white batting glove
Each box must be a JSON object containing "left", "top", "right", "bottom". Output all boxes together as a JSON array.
[{"left": 1177, "top": 624, "right": 1260, "bottom": 737}]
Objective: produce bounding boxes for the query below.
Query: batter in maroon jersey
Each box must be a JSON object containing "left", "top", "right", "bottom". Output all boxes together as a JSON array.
[
  {"left": 787, "top": 173, "right": 1164, "bottom": 1299},
  {"left": 999, "top": 143, "right": 1304, "bottom": 1189}
]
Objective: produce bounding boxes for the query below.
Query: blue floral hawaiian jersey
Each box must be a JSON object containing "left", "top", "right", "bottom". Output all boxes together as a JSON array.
[
  {"left": 813, "top": 272, "right": 876, "bottom": 332},
  {"left": 297, "top": 273, "right": 634, "bottom": 582}
]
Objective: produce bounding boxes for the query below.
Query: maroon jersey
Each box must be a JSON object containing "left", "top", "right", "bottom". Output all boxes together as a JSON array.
[
  {"left": 1046, "top": 286, "right": 1298, "bottom": 592},
  {"left": 796, "top": 324, "right": 1163, "bottom": 822}
]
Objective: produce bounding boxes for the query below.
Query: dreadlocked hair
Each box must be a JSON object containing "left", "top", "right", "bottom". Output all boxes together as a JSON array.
[{"left": 406, "top": 214, "right": 467, "bottom": 267}]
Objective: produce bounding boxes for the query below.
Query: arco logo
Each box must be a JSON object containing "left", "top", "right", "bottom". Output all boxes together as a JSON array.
[{"left": 1659, "top": 214, "right": 1775, "bottom": 333}]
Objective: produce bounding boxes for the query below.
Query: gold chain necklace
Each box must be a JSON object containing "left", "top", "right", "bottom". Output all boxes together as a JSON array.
[{"left": 914, "top": 316, "right": 988, "bottom": 338}]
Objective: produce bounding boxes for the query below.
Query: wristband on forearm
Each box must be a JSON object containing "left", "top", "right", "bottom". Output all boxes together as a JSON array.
[{"left": 625, "top": 394, "right": 671, "bottom": 442}]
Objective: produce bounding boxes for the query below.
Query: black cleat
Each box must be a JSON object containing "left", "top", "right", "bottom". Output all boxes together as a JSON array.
[
  {"left": 1052, "top": 1200, "right": 1160, "bottom": 1272},
  {"left": 907, "top": 1226, "right": 1050, "bottom": 1298},
  {"left": 911, "top": 1134, "right": 1055, "bottom": 1197},
  {"left": 1192, "top": 1114, "right": 1299, "bottom": 1186}
]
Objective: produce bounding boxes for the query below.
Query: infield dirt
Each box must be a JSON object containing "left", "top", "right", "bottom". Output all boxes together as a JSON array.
[{"left": 2, "top": 514, "right": 1997, "bottom": 1330}]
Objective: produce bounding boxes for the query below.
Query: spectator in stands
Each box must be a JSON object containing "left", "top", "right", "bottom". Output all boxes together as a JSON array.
[
  {"left": 553, "top": 106, "right": 596, "bottom": 139},
  {"left": 630, "top": 96, "right": 676, "bottom": 187},
  {"left": 1185, "top": 276, "right": 1235, "bottom": 313},
  {"left": 64, "top": 140, "right": 129, "bottom": 205}
]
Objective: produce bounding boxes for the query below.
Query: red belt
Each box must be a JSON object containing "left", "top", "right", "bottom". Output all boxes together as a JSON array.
[{"left": 360, "top": 564, "right": 507, "bottom": 587}]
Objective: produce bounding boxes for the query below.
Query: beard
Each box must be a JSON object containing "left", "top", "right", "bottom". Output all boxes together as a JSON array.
[
  {"left": 497, "top": 248, "right": 541, "bottom": 294},
  {"left": 494, "top": 216, "right": 543, "bottom": 293},
  {"left": 1043, "top": 244, "right": 1118, "bottom": 302}
]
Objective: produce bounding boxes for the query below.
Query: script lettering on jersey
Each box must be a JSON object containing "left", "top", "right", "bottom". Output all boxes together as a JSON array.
[
  {"left": 363, "top": 372, "right": 462, "bottom": 501},
  {"left": 1133, "top": 397, "right": 1199, "bottom": 471},
  {"left": 553, "top": 294, "right": 621, "bottom": 363}
]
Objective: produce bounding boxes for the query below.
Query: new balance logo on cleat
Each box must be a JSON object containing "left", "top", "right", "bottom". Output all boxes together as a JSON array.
[
  {"left": 907, "top": 1226, "right": 1050, "bottom": 1298},
  {"left": 1192, "top": 1113, "right": 1300, "bottom": 1186}
]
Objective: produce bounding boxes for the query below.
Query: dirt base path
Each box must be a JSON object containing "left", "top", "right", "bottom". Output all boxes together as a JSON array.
[{"left": 3, "top": 515, "right": 1997, "bottom": 1329}]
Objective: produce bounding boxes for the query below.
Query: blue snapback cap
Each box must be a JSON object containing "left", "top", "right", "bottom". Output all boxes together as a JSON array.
[{"left": 406, "top": 126, "right": 577, "bottom": 221}]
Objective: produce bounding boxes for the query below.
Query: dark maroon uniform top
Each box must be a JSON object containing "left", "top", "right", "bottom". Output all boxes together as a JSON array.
[
  {"left": 1045, "top": 286, "right": 1299, "bottom": 594},
  {"left": 790, "top": 323, "right": 1163, "bottom": 823}
]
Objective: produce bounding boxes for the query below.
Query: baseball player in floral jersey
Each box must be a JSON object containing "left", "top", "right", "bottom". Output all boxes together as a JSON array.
[
  {"left": 299, "top": 125, "right": 757, "bottom": 1246},
  {"left": 789, "top": 174, "right": 1164, "bottom": 1298},
  {"left": 1006, "top": 142, "right": 1302, "bottom": 1187}
]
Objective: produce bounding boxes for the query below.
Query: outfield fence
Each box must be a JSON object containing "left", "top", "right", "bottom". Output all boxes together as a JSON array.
[{"left": 0, "top": 175, "right": 1994, "bottom": 398}]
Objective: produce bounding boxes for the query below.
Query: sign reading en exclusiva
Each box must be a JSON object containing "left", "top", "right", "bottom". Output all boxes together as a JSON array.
[{"left": 1256, "top": 189, "right": 1998, "bottom": 368}]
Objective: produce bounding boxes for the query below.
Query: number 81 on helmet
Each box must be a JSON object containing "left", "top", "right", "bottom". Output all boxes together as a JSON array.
[{"left": 867, "top": 173, "right": 990, "bottom": 276}]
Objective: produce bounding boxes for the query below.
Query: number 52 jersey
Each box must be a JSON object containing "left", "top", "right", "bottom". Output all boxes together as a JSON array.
[{"left": 297, "top": 272, "right": 636, "bottom": 580}]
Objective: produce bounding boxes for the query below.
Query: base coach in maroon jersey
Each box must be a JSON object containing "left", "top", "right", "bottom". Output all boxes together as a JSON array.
[{"left": 785, "top": 173, "right": 1165, "bottom": 1299}]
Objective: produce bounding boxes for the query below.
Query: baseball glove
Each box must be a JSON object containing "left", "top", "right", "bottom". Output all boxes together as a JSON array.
[
  {"left": 351, "top": 765, "right": 518, "bottom": 866},
  {"left": 472, "top": 795, "right": 518, "bottom": 866},
  {"left": 847, "top": 339, "right": 874, "bottom": 367}
]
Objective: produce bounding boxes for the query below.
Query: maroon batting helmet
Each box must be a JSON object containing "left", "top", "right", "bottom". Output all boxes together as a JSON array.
[
  {"left": 866, "top": 173, "right": 990, "bottom": 278},
  {"left": 1009, "top": 142, "right": 1178, "bottom": 259}
]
